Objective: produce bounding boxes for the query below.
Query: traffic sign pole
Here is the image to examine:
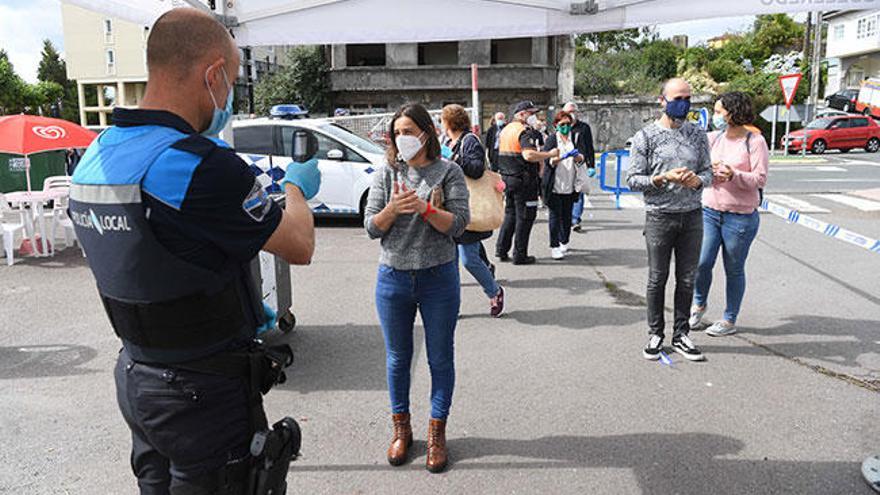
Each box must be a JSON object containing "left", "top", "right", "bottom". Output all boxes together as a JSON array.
[
  {"left": 784, "top": 109, "right": 791, "bottom": 155},
  {"left": 770, "top": 105, "right": 778, "bottom": 155}
]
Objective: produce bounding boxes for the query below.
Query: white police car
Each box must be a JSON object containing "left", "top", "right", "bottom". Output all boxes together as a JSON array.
[{"left": 233, "top": 119, "right": 385, "bottom": 217}]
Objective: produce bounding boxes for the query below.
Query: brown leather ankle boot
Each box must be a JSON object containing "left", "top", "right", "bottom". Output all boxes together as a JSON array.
[
  {"left": 387, "top": 413, "right": 412, "bottom": 466},
  {"left": 426, "top": 418, "right": 448, "bottom": 473}
]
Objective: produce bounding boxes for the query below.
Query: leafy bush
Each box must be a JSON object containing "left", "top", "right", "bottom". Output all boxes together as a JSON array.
[
  {"left": 640, "top": 40, "right": 681, "bottom": 81},
  {"left": 707, "top": 59, "right": 745, "bottom": 83}
]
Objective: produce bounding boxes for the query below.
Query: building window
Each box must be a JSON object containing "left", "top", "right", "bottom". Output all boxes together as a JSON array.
[
  {"left": 418, "top": 42, "right": 458, "bottom": 66},
  {"left": 104, "top": 19, "right": 113, "bottom": 43},
  {"left": 833, "top": 24, "right": 845, "bottom": 41},
  {"left": 857, "top": 15, "right": 878, "bottom": 40},
  {"left": 106, "top": 49, "right": 116, "bottom": 75},
  {"left": 346, "top": 44, "right": 386, "bottom": 67},
  {"left": 491, "top": 38, "right": 532, "bottom": 64}
]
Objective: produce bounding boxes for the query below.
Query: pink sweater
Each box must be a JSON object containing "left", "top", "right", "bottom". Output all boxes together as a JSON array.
[{"left": 703, "top": 130, "right": 769, "bottom": 214}]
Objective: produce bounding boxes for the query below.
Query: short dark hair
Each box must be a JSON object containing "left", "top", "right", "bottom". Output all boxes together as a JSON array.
[
  {"left": 718, "top": 91, "right": 755, "bottom": 127},
  {"left": 553, "top": 110, "right": 573, "bottom": 126},
  {"left": 386, "top": 103, "right": 441, "bottom": 165},
  {"left": 441, "top": 104, "right": 471, "bottom": 133},
  {"left": 147, "top": 8, "right": 235, "bottom": 79}
]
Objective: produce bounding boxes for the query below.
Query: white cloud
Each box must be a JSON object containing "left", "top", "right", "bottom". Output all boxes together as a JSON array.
[
  {"left": 655, "top": 16, "right": 755, "bottom": 45},
  {"left": 0, "top": 0, "right": 65, "bottom": 83}
]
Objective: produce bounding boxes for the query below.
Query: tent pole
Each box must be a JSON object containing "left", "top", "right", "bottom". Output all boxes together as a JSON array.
[{"left": 471, "top": 64, "right": 481, "bottom": 135}]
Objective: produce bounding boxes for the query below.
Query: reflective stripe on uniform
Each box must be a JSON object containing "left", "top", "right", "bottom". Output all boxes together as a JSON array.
[{"left": 70, "top": 183, "right": 142, "bottom": 204}]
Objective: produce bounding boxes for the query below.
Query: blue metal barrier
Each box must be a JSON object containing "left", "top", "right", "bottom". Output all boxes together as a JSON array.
[{"left": 598, "top": 149, "right": 638, "bottom": 209}]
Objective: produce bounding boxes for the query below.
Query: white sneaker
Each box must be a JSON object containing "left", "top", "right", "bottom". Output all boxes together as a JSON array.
[
  {"left": 560, "top": 243, "right": 569, "bottom": 253},
  {"left": 688, "top": 305, "right": 706, "bottom": 330},
  {"left": 551, "top": 247, "right": 564, "bottom": 260},
  {"left": 706, "top": 321, "right": 737, "bottom": 337}
]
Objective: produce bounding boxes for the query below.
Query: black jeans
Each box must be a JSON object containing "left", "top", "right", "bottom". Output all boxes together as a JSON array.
[
  {"left": 547, "top": 192, "right": 577, "bottom": 248},
  {"left": 496, "top": 173, "right": 539, "bottom": 260},
  {"left": 644, "top": 209, "right": 703, "bottom": 340},
  {"left": 115, "top": 348, "right": 263, "bottom": 495}
]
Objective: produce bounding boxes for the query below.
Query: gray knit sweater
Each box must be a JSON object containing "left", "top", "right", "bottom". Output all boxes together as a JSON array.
[{"left": 364, "top": 159, "right": 470, "bottom": 270}]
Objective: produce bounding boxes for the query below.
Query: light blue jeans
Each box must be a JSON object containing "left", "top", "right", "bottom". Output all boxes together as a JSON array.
[
  {"left": 572, "top": 193, "right": 585, "bottom": 225},
  {"left": 693, "top": 207, "right": 760, "bottom": 324},
  {"left": 458, "top": 242, "right": 500, "bottom": 299}
]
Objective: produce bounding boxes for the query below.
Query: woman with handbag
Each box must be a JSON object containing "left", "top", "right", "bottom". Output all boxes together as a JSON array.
[
  {"left": 363, "top": 103, "right": 470, "bottom": 473},
  {"left": 441, "top": 104, "right": 505, "bottom": 318},
  {"left": 542, "top": 111, "right": 587, "bottom": 260}
]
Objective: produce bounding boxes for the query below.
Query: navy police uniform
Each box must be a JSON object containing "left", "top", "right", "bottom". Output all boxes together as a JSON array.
[
  {"left": 494, "top": 121, "right": 540, "bottom": 261},
  {"left": 70, "top": 108, "right": 282, "bottom": 494}
]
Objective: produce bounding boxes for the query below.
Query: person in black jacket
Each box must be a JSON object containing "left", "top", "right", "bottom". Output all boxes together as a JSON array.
[
  {"left": 441, "top": 104, "right": 505, "bottom": 317},
  {"left": 541, "top": 111, "right": 586, "bottom": 260},
  {"left": 563, "top": 102, "right": 596, "bottom": 232},
  {"left": 484, "top": 112, "right": 506, "bottom": 172}
]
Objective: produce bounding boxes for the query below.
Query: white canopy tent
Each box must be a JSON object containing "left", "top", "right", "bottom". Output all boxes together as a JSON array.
[{"left": 67, "top": 0, "right": 880, "bottom": 46}]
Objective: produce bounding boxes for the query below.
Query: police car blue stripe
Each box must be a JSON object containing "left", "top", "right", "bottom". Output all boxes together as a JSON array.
[{"left": 141, "top": 147, "right": 202, "bottom": 210}]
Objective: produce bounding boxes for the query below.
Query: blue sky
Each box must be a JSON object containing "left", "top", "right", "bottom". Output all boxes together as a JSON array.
[{"left": 0, "top": 0, "right": 762, "bottom": 83}]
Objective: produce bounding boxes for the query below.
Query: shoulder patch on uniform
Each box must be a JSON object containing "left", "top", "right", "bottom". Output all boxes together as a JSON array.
[{"left": 242, "top": 180, "right": 272, "bottom": 222}]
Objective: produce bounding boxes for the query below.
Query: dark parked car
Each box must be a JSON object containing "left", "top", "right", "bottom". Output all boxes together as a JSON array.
[
  {"left": 783, "top": 115, "right": 880, "bottom": 154},
  {"left": 825, "top": 89, "right": 859, "bottom": 113}
]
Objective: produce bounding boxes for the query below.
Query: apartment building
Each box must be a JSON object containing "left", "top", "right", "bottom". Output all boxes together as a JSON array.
[{"left": 825, "top": 10, "right": 880, "bottom": 95}]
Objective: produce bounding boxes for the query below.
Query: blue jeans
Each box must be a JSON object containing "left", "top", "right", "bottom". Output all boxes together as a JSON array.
[
  {"left": 458, "top": 242, "right": 499, "bottom": 299},
  {"left": 572, "top": 193, "right": 585, "bottom": 224},
  {"left": 693, "top": 207, "right": 760, "bottom": 324},
  {"left": 376, "top": 261, "right": 460, "bottom": 420}
]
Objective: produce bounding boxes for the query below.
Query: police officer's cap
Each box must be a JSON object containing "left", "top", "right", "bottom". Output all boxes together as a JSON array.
[{"left": 512, "top": 100, "right": 539, "bottom": 115}]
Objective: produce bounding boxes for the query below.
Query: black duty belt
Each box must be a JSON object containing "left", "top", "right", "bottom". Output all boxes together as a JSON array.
[{"left": 102, "top": 282, "right": 246, "bottom": 349}]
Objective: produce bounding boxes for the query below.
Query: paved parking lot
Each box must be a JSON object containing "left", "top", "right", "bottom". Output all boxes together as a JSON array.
[{"left": 1, "top": 182, "right": 878, "bottom": 493}]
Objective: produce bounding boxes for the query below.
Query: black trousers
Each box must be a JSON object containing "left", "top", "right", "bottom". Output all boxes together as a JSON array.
[
  {"left": 547, "top": 192, "right": 578, "bottom": 248},
  {"left": 496, "top": 174, "right": 539, "bottom": 260},
  {"left": 644, "top": 209, "right": 703, "bottom": 340},
  {"left": 115, "top": 348, "right": 264, "bottom": 495}
]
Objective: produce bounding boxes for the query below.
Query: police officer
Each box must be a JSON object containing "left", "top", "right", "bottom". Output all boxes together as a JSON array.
[
  {"left": 69, "top": 9, "right": 320, "bottom": 494},
  {"left": 494, "top": 101, "right": 559, "bottom": 265}
]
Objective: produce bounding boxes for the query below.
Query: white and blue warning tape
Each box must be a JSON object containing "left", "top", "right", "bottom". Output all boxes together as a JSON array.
[{"left": 760, "top": 199, "right": 880, "bottom": 254}]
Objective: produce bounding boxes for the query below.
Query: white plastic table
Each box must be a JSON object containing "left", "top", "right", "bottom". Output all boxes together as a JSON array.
[{"left": 5, "top": 189, "right": 69, "bottom": 258}]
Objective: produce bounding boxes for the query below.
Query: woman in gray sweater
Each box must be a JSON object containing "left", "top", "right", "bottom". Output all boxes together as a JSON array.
[{"left": 363, "top": 103, "right": 470, "bottom": 473}]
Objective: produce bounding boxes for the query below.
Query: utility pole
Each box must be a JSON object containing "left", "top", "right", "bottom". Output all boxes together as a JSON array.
[
  {"left": 809, "top": 11, "right": 824, "bottom": 122},
  {"left": 803, "top": 12, "right": 812, "bottom": 63}
]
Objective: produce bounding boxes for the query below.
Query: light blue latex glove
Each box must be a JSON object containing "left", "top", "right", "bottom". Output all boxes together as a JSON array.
[
  {"left": 281, "top": 158, "right": 321, "bottom": 200},
  {"left": 256, "top": 301, "right": 277, "bottom": 335},
  {"left": 587, "top": 167, "right": 596, "bottom": 178},
  {"left": 440, "top": 144, "right": 453, "bottom": 159}
]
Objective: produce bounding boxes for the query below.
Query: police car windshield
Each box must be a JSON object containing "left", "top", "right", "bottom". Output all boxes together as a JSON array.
[{"left": 319, "top": 123, "right": 385, "bottom": 155}]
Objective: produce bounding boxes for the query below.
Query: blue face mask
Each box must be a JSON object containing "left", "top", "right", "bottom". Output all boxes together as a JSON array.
[
  {"left": 202, "top": 66, "right": 233, "bottom": 138},
  {"left": 496, "top": 119, "right": 505, "bottom": 127},
  {"left": 713, "top": 114, "right": 728, "bottom": 131},
  {"left": 664, "top": 97, "right": 691, "bottom": 121}
]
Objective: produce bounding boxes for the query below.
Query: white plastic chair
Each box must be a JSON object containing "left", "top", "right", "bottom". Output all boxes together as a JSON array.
[
  {"left": 43, "top": 175, "right": 72, "bottom": 192},
  {"left": 0, "top": 193, "right": 26, "bottom": 266},
  {"left": 50, "top": 194, "right": 77, "bottom": 250}
]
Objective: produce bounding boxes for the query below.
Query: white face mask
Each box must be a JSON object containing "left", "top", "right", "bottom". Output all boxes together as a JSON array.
[
  {"left": 396, "top": 132, "right": 425, "bottom": 162},
  {"left": 526, "top": 114, "right": 539, "bottom": 128}
]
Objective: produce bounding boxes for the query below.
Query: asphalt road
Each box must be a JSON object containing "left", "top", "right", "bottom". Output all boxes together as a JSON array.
[{"left": 1, "top": 163, "right": 878, "bottom": 494}]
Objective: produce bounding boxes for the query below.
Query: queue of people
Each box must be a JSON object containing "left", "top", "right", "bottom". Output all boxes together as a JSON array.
[{"left": 69, "top": 9, "right": 770, "bottom": 488}]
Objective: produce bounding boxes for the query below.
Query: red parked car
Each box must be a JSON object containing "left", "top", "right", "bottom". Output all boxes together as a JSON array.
[{"left": 784, "top": 115, "right": 880, "bottom": 154}]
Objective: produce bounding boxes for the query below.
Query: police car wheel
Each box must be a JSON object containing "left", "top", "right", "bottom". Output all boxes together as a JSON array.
[{"left": 279, "top": 310, "right": 296, "bottom": 333}]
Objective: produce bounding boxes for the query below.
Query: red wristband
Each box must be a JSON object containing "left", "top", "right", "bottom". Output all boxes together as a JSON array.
[{"left": 421, "top": 202, "right": 437, "bottom": 220}]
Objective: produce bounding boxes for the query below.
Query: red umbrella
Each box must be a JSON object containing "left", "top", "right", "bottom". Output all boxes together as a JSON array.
[{"left": 0, "top": 115, "right": 98, "bottom": 191}]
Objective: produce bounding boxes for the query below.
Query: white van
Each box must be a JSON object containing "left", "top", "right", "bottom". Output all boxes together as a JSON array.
[
  {"left": 856, "top": 78, "right": 880, "bottom": 118},
  {"left": 233, "top": 118, "right": 386, "bottom": 217}
]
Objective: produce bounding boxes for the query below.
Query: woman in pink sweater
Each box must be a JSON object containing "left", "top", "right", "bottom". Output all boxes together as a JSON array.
[{"left": 690, "top": 92, "right": 768, "bottom": 336}]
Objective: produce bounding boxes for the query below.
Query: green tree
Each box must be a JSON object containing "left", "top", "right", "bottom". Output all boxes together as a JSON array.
[
  {"left": 641, "top": 40, "right": 681, "bottom": 81},
  {"left": 707, "top": 59, "right": 745, "bottom": 83},
  {"left": 576, "top": 26, "right": 654, "bottom": 53},
  {"left": 753, "top": 14, "right": 805, "bottom": 55},
  {"left": 0, "top": 55, "right": 27, "bottom": 114},
  {"left": 36, "top": 39, "right": 79, "bottom": 122},
  {"left": 254, "top": 46, "right": 329, "bottom": 115}
]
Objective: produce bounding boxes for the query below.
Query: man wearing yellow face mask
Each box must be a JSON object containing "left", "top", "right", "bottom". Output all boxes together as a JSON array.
[{"left": 70, "top": 8, "right": 319, "bottom": 493}]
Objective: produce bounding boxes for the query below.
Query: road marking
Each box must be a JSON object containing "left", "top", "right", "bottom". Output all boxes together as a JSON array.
[
  {"left": 796, "top": 178, "right": 880, "bottom": 183},
  {"left": 771, "top": 166, "right": 845, "bottom": 172},
  {"left": 761, "top": 199, "right": 880, "bottom": 254},
  {"left": 618, "top": 195, "right": 645, "bottom": 209},
  {"left": 815, "top": 166, "right": 847, "bottom": 172},
  {"left": 812, "top": 194, "right": 880, "bottom": 212},
  {"left": 763, "top": 194, "right": 829, "bottom": 213}
]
